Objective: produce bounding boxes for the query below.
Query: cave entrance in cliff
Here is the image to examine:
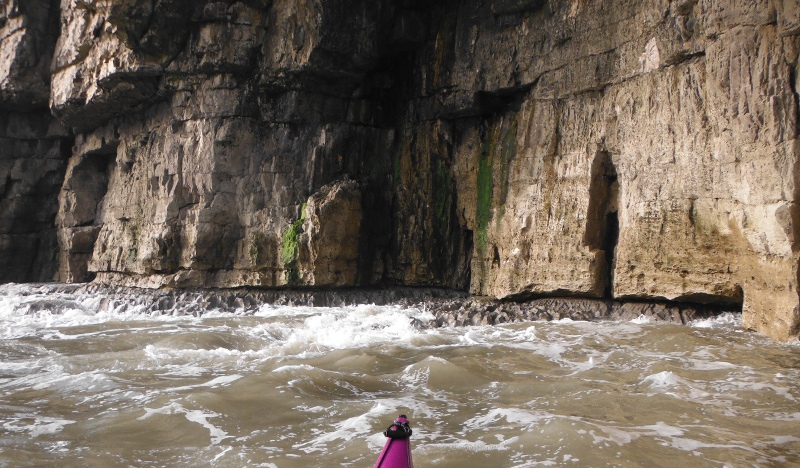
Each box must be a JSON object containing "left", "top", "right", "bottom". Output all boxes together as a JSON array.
[
  {"left": 584, "top": 150, "right": 619, "bottom": 298},
  {"left": 58, "top": 143, "right": 117, "bottom": 283}
]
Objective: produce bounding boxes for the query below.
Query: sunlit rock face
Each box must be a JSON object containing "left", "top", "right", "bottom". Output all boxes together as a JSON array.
[{"left": 0, "top": 0, "right": 798, "bottom": 341}]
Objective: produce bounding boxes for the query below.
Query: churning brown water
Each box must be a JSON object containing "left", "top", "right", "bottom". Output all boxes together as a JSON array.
[{"left": 0, "top": 284, "right": 798, "bottom": 467}]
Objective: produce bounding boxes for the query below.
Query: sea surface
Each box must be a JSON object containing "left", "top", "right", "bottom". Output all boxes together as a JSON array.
[{"left": 0, "top": 283, "right": 798, "bottom": 467}]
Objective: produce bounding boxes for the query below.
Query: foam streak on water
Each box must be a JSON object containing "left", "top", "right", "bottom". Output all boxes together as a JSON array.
[{"left": 0, "top": 283, "right": 798, "bottom": 467}]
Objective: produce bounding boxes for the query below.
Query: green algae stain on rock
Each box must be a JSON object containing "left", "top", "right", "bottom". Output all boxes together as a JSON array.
[
  {"left": 249, "top": 231, "right": 268, "bottom": 267},
  {"left": 281, "top": 222, "right": 302, "bottom": 265},
  {"left": 474, "top": 115, "right": 518, "bottom": 292},
  {"left": 281, "top": 203, "right": 307, "bottom": 284},
  {"left": 497, "top": 115, "right": 518, "bottom": 221},
  {"left": 125, "top": 224, "right": 140, "bottom": 269}
]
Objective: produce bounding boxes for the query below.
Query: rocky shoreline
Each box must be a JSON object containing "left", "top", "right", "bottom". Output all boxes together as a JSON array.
[{"left": 17, "top": 283, "right": 733, "bottom": 329}]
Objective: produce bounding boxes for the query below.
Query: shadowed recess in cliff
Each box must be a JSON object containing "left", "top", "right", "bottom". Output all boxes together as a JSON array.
[
  {"left": 491, "top": 0, "right": 547, "bottom": 15},
  {"left": 56, "top": 142, "right": 117, "bottom": 283},
  {"left": 0, "top": 112, "right": 71, "bottom": 283},
  {"left": 584, "top": 149, "right": 618, "bottom": 298},
  {"left": 427, "top": 145, "right": 472, "bottom": 289},
  {"left": 672, "top": 286, "right": 744, "bottom": 309},
  {"left": 476, "top": 85, "right": 531, "bottom": 117}
]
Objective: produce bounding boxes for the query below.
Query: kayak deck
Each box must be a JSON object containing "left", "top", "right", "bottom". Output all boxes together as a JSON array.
[{"left": 374, "top": 437, "right": 413, "bottom": 468}]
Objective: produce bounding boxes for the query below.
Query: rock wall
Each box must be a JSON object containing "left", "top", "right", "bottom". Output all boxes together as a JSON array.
[
  {"left": 0, "top": 0, "right": 798, "bottom": 341},
  {"left": 0, "top": 0, "right": 71, "bottom": 282}
]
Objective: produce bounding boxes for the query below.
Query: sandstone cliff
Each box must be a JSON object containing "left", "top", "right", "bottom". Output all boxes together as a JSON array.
[{"left": 0, "top": 0, "right": 798, "bottom": 341}]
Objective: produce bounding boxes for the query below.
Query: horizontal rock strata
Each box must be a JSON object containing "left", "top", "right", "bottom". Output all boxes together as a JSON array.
[{"left": 0, "top": 0, "right": 798, "bottom": 341}]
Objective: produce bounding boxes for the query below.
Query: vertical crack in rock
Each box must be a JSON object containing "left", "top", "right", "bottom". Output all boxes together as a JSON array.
[
  {"left": 791, "top": 54, "right": 800, "bottom": 140},
  {"left": 584, "top": 149, "right": 618, "bottom": 298}
]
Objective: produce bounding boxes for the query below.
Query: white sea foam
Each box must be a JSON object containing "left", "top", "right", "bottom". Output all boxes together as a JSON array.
[
  {"left": 692, "top": 361, "right": 739, "bottom": 371},
  {"left": 771, "top": 435, "right": 800, "bottom": 444},
  {"left": 465, "top": 408, "right": 552, "bottom": 431},
  {"left": 588, "top": 425, "right": 639, "bottom": 446},
  {"left": 0, "top": 360, "right": 44, "bottom": 374},
  {"left": 634, "top": 421, "right": 685, "bottom": 438},
  {"left": 400, "top": 364, "right": 431, "bottom": 387},
  {"left": 138, "top": 402, "right": 230, "bottom": 445},
  {"left": 417, "top": 438, "right": 517, "bottom": 453},
  {"left": 642, "top": 370, "right": 682, "bottom": 389},
  {"left": 294, "top": 401, "right": 391, "bottom": 453},
  {"left": 169, "top": 374, "right": 242, "bottom": 392},
  {"left": 766, "top": 412, "right": 800, "bottom": 422},
  {"left": 284, "top": 304, "right": 427, "bottom": 351},
  {"left": 630, "top": 314, "right": 651, "bottom": 324},
  {"left": 156, "top": 365, "right": 208, "bottom": 377},
  {"left": 668, "top": 436, "right": 758, "bottom": 454},
  {"left": 0, "top": 288, "right": 197, "bottom": 341},
  {"left": 272, "top": 364, "right": 318, "bottom": 373},
  {"left": 640, "top": 371, "right": 719, "bottom": 402},
  {"left": 2, "top": 414, "right": 75, "bottom": 437},
  {"left": 254, "top": 305, "right": 339, "bottom": 319},
  {"left": 1, "top": 365, "right": 120, "bottom": 397},
  {"left": 184, "top": 409, "right": 231, "bottom": 445},
  {"left": 720, "top": 380, "right": 796, "bottom": 401},
  {"left": 585, "top": 420, "right": 764, "bottom": 456},
  {"left": 690, "top": 312, "right": 742, "bottom": 329}
]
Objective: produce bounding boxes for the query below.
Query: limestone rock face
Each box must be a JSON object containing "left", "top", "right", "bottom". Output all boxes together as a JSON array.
[
  {"left": 0, "top": 0, "right": 58, "bottom": 109},
  {"left": 0, "top": 0, "right": 70, "bottom": 283},
  {"left": 295, "top": 178, "right": 362, "bottom": 286},
  {"left": 0, "top": 0, "right": 798, "bottom": 341},
  {"left": 49, "top": 0, "right": 199, "bottom": 131}
]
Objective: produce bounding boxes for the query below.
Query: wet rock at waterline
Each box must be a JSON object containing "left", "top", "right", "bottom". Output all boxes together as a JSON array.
[
  {"left": 0, "top": 0, "right": 798, "bottom": 341},
  {"left": 31, "top": 283, "right": 730, "bottom": 332}
]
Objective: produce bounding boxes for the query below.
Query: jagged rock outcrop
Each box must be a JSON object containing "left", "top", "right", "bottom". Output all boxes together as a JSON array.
[
  {"left": 0, "top": 0, "right": 798, "bottom": 341},
  {"left": 295, "top": 178, "right": 363, "bottom": 286}
]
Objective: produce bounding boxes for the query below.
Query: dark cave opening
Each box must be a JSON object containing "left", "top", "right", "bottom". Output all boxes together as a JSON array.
[
  {"left": 601, "top": 210, "right": 619, "bottom": 298},
  {"left": 584, "top": 149, "right": 619, "bottom": 298}
]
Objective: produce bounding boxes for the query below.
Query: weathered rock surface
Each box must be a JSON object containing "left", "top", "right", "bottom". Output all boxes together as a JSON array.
[
  {"left": 0, "top": 0, "right": 798, "bottom": 341},
  {"left": 0, "top": 0, "right": 71, "bottom": 283},
  {"left": 296, "top": 178, "right": 363, "bottom": 286},
  {"left": 0, "top": 0, "right": 58, "bottom": 109}
]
